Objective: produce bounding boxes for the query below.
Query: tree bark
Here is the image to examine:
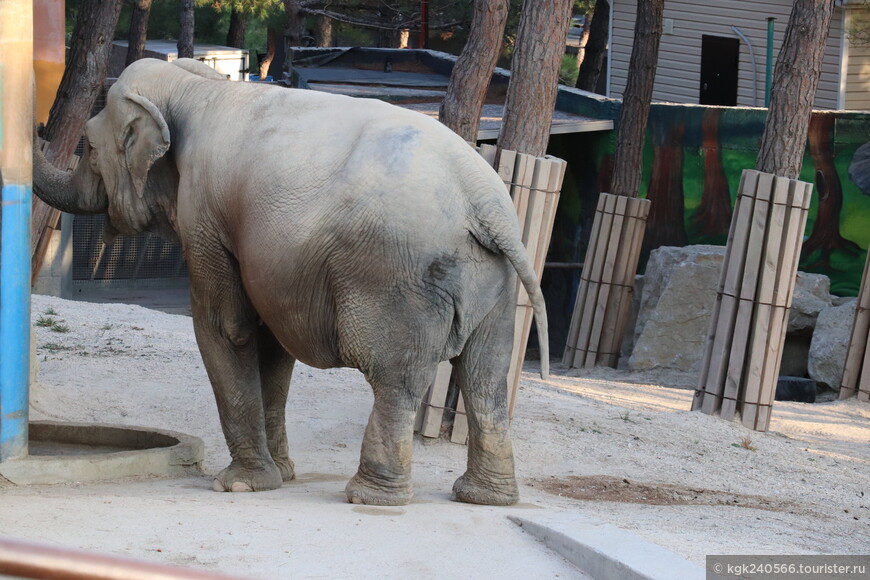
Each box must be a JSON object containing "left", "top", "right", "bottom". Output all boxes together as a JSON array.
[
  {"left": 38, "top": 0, "right": 123, "bottom": 266},
  {"left": 609, "top": 0, "right": 664, "bottom": 198},
  {"left": 755, "top": 0, "right": 836, "bottom": 179},
  {"left": 498, "top": 0, "right": 574, "bottom": 157},
  {"left": 125, "top": 0, "right": 153, "bottom": 67},
  {"left": 178, "top": 0, "right": 195, "bottom": 59},
  {"left": 439, "top": 0, "right": 509, "bottom": 143},
  {"left": 226, "top": 8, "right": 247, "bottom": 49},
  {"left": 283, "top": 0, "right": 304, "bottom": 48},
  {"left": 690, "top": 108, "right": 733, "bottom": 240},
  {"left": 802, "top": 111, "right": 861, "bottom": 268},
  {"left": 315, "top": 15, "right": 333, "bottom": 47},
  {"left": 260, "top": 27, "right": 279, "bottom": 79},
  {"left": 576, "top": 0, "right": 609, "bottom": 93}
]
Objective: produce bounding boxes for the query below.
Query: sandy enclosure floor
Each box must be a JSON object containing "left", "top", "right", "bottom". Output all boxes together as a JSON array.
[{"left": 2, "top": 294, "right": 867, "bottom": 578}]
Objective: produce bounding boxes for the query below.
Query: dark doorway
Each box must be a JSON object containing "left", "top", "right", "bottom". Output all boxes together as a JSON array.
[{"left": 700, "top": 35, "right": 740, "bottom": 106}]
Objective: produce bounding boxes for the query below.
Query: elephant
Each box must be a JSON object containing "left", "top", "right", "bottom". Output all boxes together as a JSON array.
[{"left": 33, "top": 58, "right": 550, "bottom": 506}]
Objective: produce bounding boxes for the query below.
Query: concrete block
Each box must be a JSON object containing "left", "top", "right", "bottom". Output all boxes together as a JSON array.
[{"left": 509, "top": 513, "right": 704, "bottom": 580}]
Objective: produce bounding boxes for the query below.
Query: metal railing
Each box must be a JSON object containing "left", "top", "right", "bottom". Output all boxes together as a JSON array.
[{"left": 0, "top": 538, "right": 250, "bottom": 580}]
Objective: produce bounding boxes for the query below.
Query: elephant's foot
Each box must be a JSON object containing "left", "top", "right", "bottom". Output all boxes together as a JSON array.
[
  {"left": 274, "top": 456, "right": 296, "bottom": 482},
  {"left": 212, "top": 460, "right": 283, "bottom": 492},
  {"left": 452, "top": 471, "right": 519, "bottom": 506},
  {"left": 345, "top": 472, "right": 412, "bottom": 506}
]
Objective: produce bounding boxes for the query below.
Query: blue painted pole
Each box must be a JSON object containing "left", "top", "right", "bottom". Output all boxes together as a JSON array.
[{"left": 0, "top": 0, "right": 33, "bottom": 462}]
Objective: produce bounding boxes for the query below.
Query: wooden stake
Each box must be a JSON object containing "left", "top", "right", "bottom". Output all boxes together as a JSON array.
[
  {"left": 700, "top": 171, "right": 760, "bottom": 415},
  {"left": 419, "top": 361, "right": 453, "bottom": 438},
  {"left": 840, "top": 247, "right": 870, "bottom": 398},
  {"left": 721, "top": 172, "right": 773, "bottom": 420},
  {"left": 564, "top": 193, "right": 609, "bottom": 365},
  {"left": 584, "top": 195, "right": 628, "bottom": 366},
  {"left": 450, "top": 395, "right": 469, "bottom": 444},
  {"left": 695, "top": 172, "right": 750, "bottom": 411}
]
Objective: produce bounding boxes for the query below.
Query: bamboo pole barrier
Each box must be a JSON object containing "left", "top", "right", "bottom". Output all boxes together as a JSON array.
[
  {"left": 416, "top": 147, "right": 566, "bottom": 443},
  {"left": 693, "top": 169, "right": 812, "bottom": 432},
  {"left": 840, "top": 247, "right": 870, "bottom": 402},
  {"left": 562, "top": 192, "right": 650, "bottom": 369}
]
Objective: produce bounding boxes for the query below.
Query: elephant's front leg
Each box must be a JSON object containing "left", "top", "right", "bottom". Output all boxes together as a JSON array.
[{"left": 188, "top": 253, "right": 282, "bottom": 492}]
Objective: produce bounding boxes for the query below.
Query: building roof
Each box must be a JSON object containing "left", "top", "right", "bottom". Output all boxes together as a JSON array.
[{"left": 289, "top": 48, "right": 613, "bottom": 140}]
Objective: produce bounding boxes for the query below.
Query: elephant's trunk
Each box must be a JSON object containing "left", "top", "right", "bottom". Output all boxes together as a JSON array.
[{"left": 33, "top": 140, "right": 107, "bottom": 214}]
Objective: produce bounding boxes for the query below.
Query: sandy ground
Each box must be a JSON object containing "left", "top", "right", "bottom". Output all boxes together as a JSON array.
[{"left": 1, "top": 294, "right": 868, "bottom": 578}]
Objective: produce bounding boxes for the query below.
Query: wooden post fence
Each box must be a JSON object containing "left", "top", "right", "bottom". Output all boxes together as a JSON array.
[
  {"left": 693, "top": 169, "right": 812, "bottom": 431},
  {"left": 562, "top": 192, "right": 650, "bottom": 369},
  {"left": 414, "top": 145, "right": 566, "bottom": 443},
  {"left": 839, "top": 248, "right": 870, "bottom": 402},
  {"left": 32, "top": 140, "right": 76, "bottom": 286}
]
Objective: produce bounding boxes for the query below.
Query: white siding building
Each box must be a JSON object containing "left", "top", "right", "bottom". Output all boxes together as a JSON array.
[{"left": 607, "top": 0, "right": 870, "bottom": 111}]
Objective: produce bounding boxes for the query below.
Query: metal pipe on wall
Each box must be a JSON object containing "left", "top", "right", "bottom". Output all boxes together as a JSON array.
[
  {"left": 731, "top": 25, "right": 759, "bottom": 107},
  {"left": 765, "top": 17, "right": 776, "bottom": 107},
  {"left": 0, "top": 0, "right": 33, "bottom": 462}
]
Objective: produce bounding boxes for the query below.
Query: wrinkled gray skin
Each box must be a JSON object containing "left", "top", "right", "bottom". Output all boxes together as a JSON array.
[{"left": 33, "top": 58, "right": 550, "bottom": 506}]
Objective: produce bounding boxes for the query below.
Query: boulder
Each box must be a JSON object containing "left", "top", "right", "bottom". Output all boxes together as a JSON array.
[
  {"left": 628, "top": 246, "right": 724, "bottom": 373},
  {"left": 623, "top": 245, "right": 836, "bottom": 375},
  {"left": 808, "top": 299, "right": 857, "bottom": 390},
  {"left": 789, "top": 272, "right": 832, "bottom": 332}
]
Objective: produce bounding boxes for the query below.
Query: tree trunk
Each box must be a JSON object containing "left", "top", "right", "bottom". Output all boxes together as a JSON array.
[
  {"left": 260, "top": 27, "right": 279, "bottom": 79},
  {"left": 283, "top": 0, "right": 304, "bottom": 48},
  {"left": 38, "top": 0, "right": 123, "bottom": 268},
  {"left": 802, "top": 111, "right": 861, "bottom": 269},
  {"left": 226, "top": 9, "right": 247, "bottom": 49},
  {"left": 439, "top": 0, "right": 509, "bottom": 143},
  {"left": 576, "top": 0, "right": 609, "bottom": 93},
  {"left": 498, "top": 0, "right": 574, "bottom": 158},
  {"left": 125, "top": 0, "right": 153, "bottom": 67},
  {"left": 690, "top": 108, "right": 732, "bottom": 240},
  {"left": 315, "top": 15, "right": 333, "bottom": 48},
  {"left": 755, "top": 0, "right": 836, "bottom": 179},
  {"left": 178, "top": 0, "right": 195, "bottom": 59},
  {"left": 609, "top": 0, "right": 664, "bottom": 198}
]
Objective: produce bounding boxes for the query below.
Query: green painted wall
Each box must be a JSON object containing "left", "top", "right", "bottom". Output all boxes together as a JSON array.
[{"left": 553, "top": 91, "right": 870, "bottom": 297}]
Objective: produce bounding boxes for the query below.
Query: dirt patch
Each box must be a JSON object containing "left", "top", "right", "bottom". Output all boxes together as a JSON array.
[{"left": 532, "top": 475, "right": 807, "bottom": 513}]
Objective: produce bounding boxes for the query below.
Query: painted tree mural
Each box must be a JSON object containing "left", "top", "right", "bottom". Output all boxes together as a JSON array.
[
  {"left": 643, "top": 112, "right": 688, "bottom": 257},
  {"left": 802, "top": 111, "right": 861, "bottom": 269},
  {"left": 689, "top": 108, "right": 732, "bottom": 241}
]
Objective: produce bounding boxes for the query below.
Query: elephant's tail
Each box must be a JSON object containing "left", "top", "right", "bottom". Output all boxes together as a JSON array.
[{"left": 469, "top": 200, "right": 550, "bottom": 380}]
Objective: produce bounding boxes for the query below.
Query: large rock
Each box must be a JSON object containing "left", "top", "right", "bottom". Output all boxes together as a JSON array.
[
  {"left": 624, "top": 245, "right": 836, "bottom": 375},
  {"left": 789, "top": 272, "right": 832, "bottom": 332},
  {"left": 628, "top": 246, "right": 724, "bottom": 373},
  {"left": 808, "top": 299, "right": 857, "bottom": 390}
]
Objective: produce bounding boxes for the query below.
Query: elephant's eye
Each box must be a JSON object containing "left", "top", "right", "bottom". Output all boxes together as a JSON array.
[{"left": 89, "top": 147, "right": 99, "bottom": 171}]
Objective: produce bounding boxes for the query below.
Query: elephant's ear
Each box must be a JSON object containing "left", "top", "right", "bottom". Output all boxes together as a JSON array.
[{"left": 119, "top": 91, "right": 170, "bottom": 199}]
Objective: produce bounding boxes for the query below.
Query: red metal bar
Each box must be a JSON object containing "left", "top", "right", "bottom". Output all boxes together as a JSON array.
[{"left": 0, "top": 538, "right": 251, "bottom": 580}]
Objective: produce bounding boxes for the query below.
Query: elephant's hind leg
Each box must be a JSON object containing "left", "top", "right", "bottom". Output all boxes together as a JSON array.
[
  {"left": 345, "top": 363, "right": 437, "bottom": 506},
  {"left": 258, "top": 325, "right": 297, "bottom": 482},
  {"left": 188, "top": 247, "right": 282, "bottom": 493},
  {"left": 451, "top": 291, "right": 519, "bottom": 506}
]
